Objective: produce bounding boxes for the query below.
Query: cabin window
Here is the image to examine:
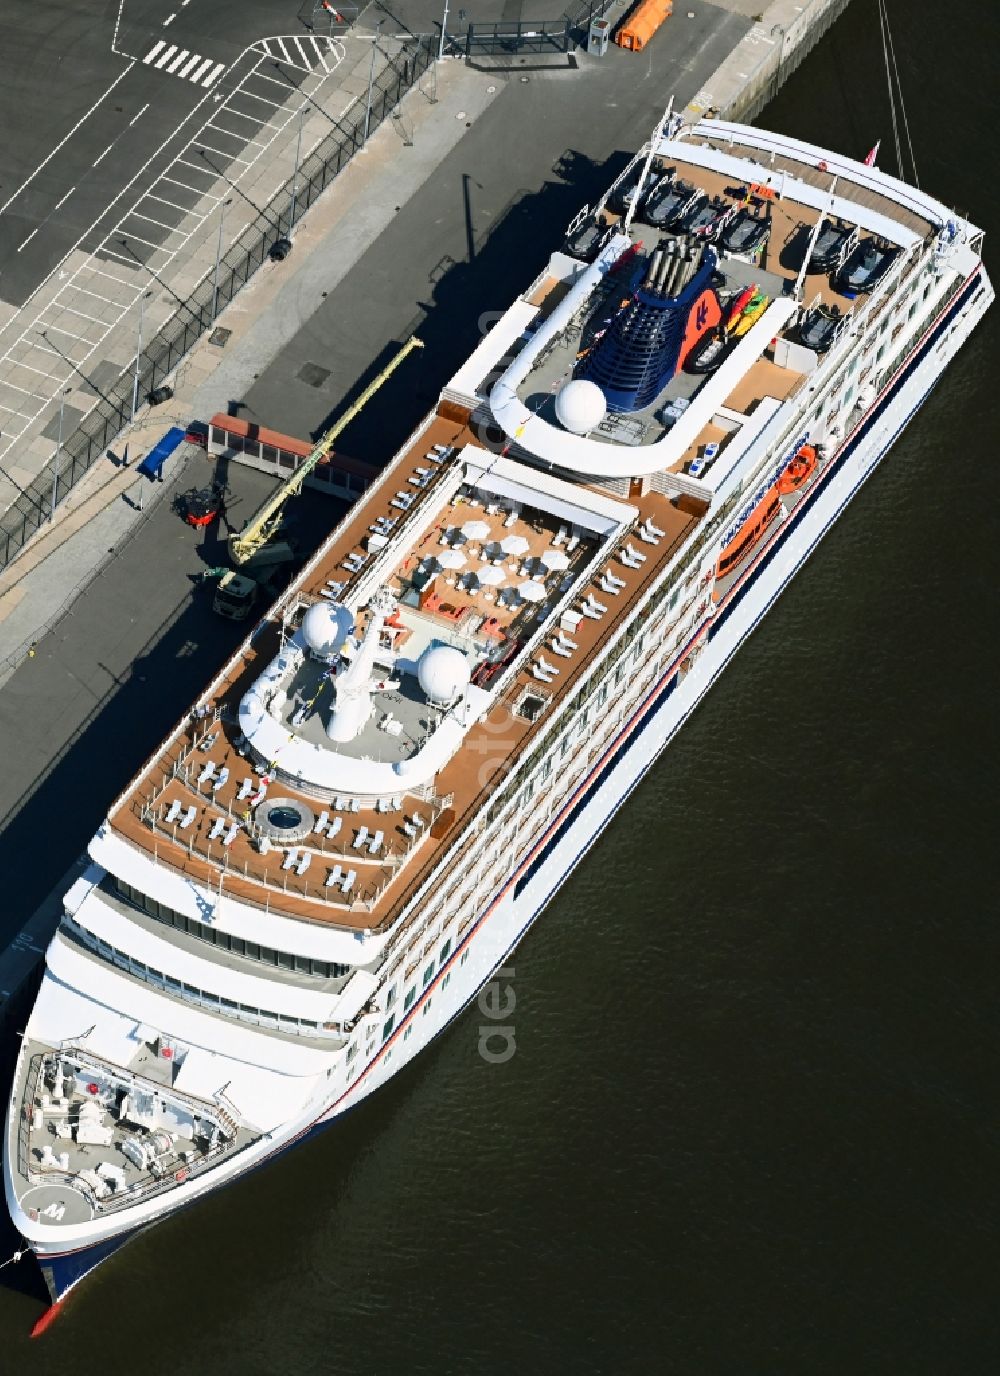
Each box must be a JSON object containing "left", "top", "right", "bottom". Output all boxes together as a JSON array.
[
  {"left": 404, "top": 987, "right": 416, "bottom": 1010},
  {"left": 382, "top": 1015, "right": 395, "bottom": 1042},
  {"left": 422, "top": 962, "right": 435, "bottom": 987},
  {"left": 440, "top": 938, "right": 452, "bottom": 963}
]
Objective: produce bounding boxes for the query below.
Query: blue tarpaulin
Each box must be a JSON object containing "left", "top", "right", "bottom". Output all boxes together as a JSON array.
[{"left": 137, "top": 426, "right": 185, "bottom": 479}]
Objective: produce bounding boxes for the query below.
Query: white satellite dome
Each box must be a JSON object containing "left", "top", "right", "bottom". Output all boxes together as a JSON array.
[
  {"left": 417, "top": 644, "right": 471, "bottom": 706},
  {"left": 555, "top": 378, "right": 607, "bottom": 435},
  {"left": 302, "top": 601, "right": 353, "bottom": 659}
]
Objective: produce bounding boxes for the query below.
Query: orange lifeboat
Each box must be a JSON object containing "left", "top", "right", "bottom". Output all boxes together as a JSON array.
[
  {"left": 714, "top": 486, "right": 781, "bottom": 587},
  {"left": 776, "top": 443, "right": 817, "bottom": 495}
]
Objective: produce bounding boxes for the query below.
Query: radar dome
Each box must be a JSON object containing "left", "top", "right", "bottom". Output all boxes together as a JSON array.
[
  {"left": 302, "top": 602, "right": 353, "bottom": 659},
  {"left": 555, "top": 379, "right": 607, "bottom": 435},
  {"left": 417, "top": 644, "right": 471, "bottom": 706}
]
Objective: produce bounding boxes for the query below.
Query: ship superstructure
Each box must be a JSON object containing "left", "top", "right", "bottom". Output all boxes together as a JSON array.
[{"left": 5, "top": 117, "right": 992, "bottom": 1308}]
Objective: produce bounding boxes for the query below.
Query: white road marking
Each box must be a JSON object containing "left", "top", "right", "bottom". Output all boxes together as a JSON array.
[
  {"left": 202, "top": 62, "right": 226, "bottom": 88},
  {"left": 92, "top": 141, "right": 116, "bottom": 167},
  {"left": 254, "top": 33, "right": 340, "bottom": 74},
  {"left": 16, "top": 228, "right": 40, "bottom": 253},
  {"left": 129, "top": 103, "right": 150, "bottom": 126},
  {"left": 166, "top": 49, "right": 190, "bottom": 73},
  {"left": 53, "top": 187, "right": 75, "bottom": 212},
  {"left": 130, "top": 209, "right": 180, "bottom": 233},
  {"left": 143, "top": 40, "right": 167, "bottom": 65},
  {"left": 177, "top": 53, "right": 202, "bottom": 78},
  {"left": 146, "top": 191, "right": 193, "bottom": 215},
  {"left": 163, "top": 12, "right": 177, "bottom": 25},
  {"left": 154, "top": 45, "right": 178, "bottom": 69},
  {"left": 0, "top": 62, "right": 135, "bottom": 216},
  {"left": 189, "top": 57, "right": 214, "bottom": 83},
  {"left": 0, "top": 39, "right": 349, "bottom": 470}
]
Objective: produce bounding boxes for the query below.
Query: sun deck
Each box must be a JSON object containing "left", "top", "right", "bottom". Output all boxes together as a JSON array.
[{"left": 108, "top": 407, "right": 701, "bottom": 936}]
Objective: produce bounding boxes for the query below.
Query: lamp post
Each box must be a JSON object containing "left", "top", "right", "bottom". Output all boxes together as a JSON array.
[
  {"left": 289, "top": 101, "right": 306, "bottom": 229},
  {"left": 51, "top": 386, "right": 71, "bottom": 521},
  {"left": 212, "top": 198, "right": 233, "bottom": 321},
  {"left": 132, "top": 290, "right": 152, "bottom": 420},
  {"left": 363, "top": 20, "right": 384, "bottom": 145},
  {"left": 439, "top": 0, "right": 449, "bottom": 61}
]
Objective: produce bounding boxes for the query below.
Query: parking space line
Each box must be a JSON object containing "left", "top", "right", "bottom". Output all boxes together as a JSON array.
[
  {"left": 208, "top": 120, "right": 266, "bottom": 146},
  {"left": 73, "top": 286, "right": 122, "bottom": 308},
  {"left": 237, "top": 88, "right": 284, "bottom": 110},
  {"left": 59, "top": 303, "right": 106, "bottom": 326},
  {"left": 130, "top": 209, "right": 182, "bottom": 233},
  {"left": 192, "top": 140, "right": 252, "bottom": 165},
  {"left": 146, "top": 192, "right": 195, "bottom": 217},
  {"left": 221, "top": 105, "right": 277, "bottom": 129},
  {"left": 160, "top": 174, "right": 218, "bottom": 201},
  {"left": 255, "top": 71, "right": 296, "bottom": 90},
  {"left": 13, "top": 361, "right": 57, "bottom": 380},
  {"left": 3, "top": 380, "right": 50, "bottom": 400},
  {"left": 98, "top": 247, "right": 141, "bottom": 266}
]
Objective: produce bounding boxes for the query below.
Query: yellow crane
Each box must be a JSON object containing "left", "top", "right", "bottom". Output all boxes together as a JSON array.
[{"left": 228, "top": 335, "right": 424, "bottom": 566}]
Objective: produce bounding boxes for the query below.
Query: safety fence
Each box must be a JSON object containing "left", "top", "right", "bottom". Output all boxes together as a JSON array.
[{"left": 0, "top": 35, "right": 436, "bottom": 575}]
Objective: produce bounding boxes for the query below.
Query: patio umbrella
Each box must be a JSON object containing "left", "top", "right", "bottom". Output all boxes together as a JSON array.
[
  {"left": 438, "top": 549, "right": 467, "bottom": 570},
  {"left": 541, "top": 548, "right": 570, "bottom": 571},
  {"left": 501, "top": 534, "right": 530, "bottom": 556},
  {"left": 477, "top": 564, "right": 506, "bottom": 586},
  {"left": 461, "top": 519, "right": 490, "bottom": 541},
  {"left": 517, "top": 580, "right": 546, "bottom": 603},
  {"left": 443, "top": 526, "right": 466, "bottom": 545},
  {"left": 482, "top": 541, "right": 506, "bottom": 562}
]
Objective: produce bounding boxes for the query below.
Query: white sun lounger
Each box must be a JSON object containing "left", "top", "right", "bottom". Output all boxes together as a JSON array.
[
  {"left": 165, "top": 799, "right": 182, "bottom": 824},
  {"left": 209, "top": 817, "right": 226, "bottom": 840},
  {"left": 325, "top": 865, "right": 344, "bottom": 888},
  {"left": 281, "top": 849, "right": 299, "bottom": 871},
  {"left": 178, "top": 806, "right": 197, "bottom": 829},
  {"left": 197, "top": 762, "right": 216, "bottom": 785},
  {"left": 352, "top": 826, "right": 370, "bottom": 850},
  {"left": 313, "top": 810, "right": 329, "bottom": 834},
  {"left": 296, "top": 852, "right": 312, "bottom": 876},
  {"left": 222, "top": 822, "right": 239, "bottom": 847}
]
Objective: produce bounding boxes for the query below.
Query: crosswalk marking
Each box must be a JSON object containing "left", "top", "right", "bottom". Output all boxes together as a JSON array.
[
  {"left": 253, "top": 33, "right": 339, "bottom": 74},
  {"left": 141, "top": 40, "right": 227, "bottom": 88}
]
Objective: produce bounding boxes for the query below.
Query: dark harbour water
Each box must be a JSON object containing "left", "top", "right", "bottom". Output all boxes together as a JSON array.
[{"left": 3, "top": 1, "right": 999, "bottom": 1370}]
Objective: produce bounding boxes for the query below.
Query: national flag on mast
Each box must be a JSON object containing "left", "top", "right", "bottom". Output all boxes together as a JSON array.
[
  {"left": 322, "top": 1, "right": 345, "bottom": 17},
  {"left": 863, "top": 141, "right": 880, "bottom": 167}
]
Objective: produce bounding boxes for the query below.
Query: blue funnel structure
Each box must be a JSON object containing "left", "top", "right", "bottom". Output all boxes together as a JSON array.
[{"left": 578, "top": 239, "right": 722, "bottom": 413}]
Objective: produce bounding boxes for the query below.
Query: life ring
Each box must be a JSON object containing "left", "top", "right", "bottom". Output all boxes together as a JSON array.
[
  {"left": 175, "top": 1167, "right": 189, "bottom": 1182},
  {"left": 86, "top": 1083, "right": 99, "bottom": 1095}
]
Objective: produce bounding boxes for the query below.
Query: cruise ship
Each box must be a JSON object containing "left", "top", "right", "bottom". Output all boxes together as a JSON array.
[{"left": 4, "top": 116, "right": 992, "bottom": 1317}]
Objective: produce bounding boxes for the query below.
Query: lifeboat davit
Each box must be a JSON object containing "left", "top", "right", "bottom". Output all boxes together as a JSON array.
[{"left": 776, "top": 443, "right": 818, "bottom": 495}]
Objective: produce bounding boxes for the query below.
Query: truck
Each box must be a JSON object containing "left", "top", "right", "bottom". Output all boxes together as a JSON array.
[{"left": 210, "top": 540, "right": 299, "bottom": 620}]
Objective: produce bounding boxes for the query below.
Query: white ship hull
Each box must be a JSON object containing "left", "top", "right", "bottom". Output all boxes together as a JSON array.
[{"left": 25, "top": 261, "right": 991, "bottom": 1306}]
